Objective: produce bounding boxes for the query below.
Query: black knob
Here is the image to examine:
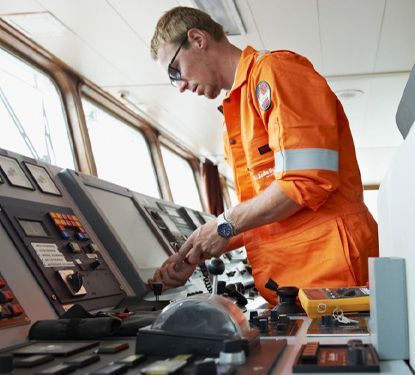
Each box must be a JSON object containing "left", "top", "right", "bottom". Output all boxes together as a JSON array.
[
  {"left": 321, "top": 315, "right": 337, "bottom": 327},
  {"left": 0, "top": 354, "right": 13, "bottom": 374},
  {"left": 90, "top": 260, "right": 101, "bottom": 270},
  {"left": 208, "top": 258, "right": 225, "bottom": 275},
  {"left": 348, "top": 345, "right": 366, "bottom": 365},
  {"left": 66, "top": 272, "right": 83, "bottom": 293},
  {"left": 249, "top": 310, "right": 258, "bottom": 322},
  {"left": 270, "top": 309, "right": 279, "bottom": 321},
  {"left": 153, "top": 282, "right": 163, "bottom": 296},
  {"left": 194, "top": 360, "right": 217, "bottom": 375},
  {"left": 265, "top": 278, "right": 279, "bottom": 292},
  {"left": 259, "top": 318, "right": 269, "bottom": 333},
  {"left": 278, "top": 315, "right": 290, "bottom": 325}
]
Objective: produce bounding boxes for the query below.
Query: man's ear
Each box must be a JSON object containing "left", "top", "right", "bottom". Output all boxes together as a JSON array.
[{"left": 187, "top": 28, "right": 207, "bottom": 50}]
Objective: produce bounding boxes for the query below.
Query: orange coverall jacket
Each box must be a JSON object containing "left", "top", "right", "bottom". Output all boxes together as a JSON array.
[{"left": 222, "top": 46, "right": 379, "bottom": 306}]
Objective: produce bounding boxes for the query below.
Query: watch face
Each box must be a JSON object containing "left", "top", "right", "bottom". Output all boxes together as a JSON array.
[{"left": 218, "top": 222, "right": 232, "bottom": 238}]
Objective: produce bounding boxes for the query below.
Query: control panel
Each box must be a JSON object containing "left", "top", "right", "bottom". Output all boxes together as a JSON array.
[
  {"left": 0, "top": 197, "right": 126, "bottom": 314},
  {"left": 0, "top": 149, "right": 132, "bottom": 349},
  {"left": 58, "top": 168, "right": 256, "bottom": 303},
  {"left": 1, "top": 148, "right": 408, "bottom": 375},
  {"left": 0, "top": 272, "right": 30, "bottom": 329}
]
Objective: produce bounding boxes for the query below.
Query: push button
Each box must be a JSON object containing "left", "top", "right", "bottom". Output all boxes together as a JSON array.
[
  {"left": 60, "top": 231, "right": 70, "bottom": 240},
  {"left": 8, "top": 305, "right": 23, "bottom": 317},
  {"left": 68, "top": 243, "right": 81, "bottom": 253},
  {"left": 88, "top": 244, "right": 100, "bottom": 253},
  {"left": 0, "top": 291, "right": 14, "bottom": 303}
]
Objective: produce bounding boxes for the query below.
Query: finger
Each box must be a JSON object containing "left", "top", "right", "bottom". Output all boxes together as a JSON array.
[
  {"left": 161, "top": 264, "right": 186, "bottom": 289},
  {"left": 175, "top": 233, "right": 196, "bottom": 266},
  {"left": 187, "top": 246, "right": 206, "bottom": 264}
]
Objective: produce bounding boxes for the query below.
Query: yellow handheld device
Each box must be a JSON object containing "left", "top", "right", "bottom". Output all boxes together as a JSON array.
[{"left": 298, "top": 287, "right": 370, "bottom": 318}]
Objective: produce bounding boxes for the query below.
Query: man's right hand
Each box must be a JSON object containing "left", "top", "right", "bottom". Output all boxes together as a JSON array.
[{"left": 148, "top": 253, "right": 197, "bottom": 293}]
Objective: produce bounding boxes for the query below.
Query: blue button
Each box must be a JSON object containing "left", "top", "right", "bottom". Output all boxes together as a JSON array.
[{"left": 61, "top": 231, "right": 70, "bottom": 239}]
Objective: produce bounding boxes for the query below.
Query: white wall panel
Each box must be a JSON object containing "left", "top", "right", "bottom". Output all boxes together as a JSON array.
[{"left": 319, "top": 0, "right": 385, "bottom": 76}]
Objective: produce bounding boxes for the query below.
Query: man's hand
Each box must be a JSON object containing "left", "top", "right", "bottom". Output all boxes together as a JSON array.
[
  {"left": 148, "top": 253, "right": 196, "bottom": 293},
  {"left": 175, "top": 218, "right": 229, "bottom": 268}
]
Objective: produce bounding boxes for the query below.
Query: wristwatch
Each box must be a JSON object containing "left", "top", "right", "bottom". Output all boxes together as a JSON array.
[{"left": 217, "top": 213, "right": 234, "bottom": 239}]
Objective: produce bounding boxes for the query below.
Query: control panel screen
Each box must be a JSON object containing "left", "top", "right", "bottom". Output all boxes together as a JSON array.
[
  {"left": 0, "top": 155, "right": 34, "bottom": 189},
  {"left": 18, "top": 219, "right": 51, "bottom": 237},
  {"left": 164, "top": 205, "right": 179, "bottom": 217},
  {"left": 24, "top": 163, "right": 62, "bottom": 196},
  {"left": 186, "top": 209, "right": 203, "bottom": 228},
  {"left": 86, "top": 186, "right": 169, "bottom": 269},
  {"left": 158, "top": 211, "right": 181, "bottom": 235}
]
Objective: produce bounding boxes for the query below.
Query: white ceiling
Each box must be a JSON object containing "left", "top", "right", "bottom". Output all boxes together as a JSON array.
[{"left": 1, "top": 0, "right": 415, "bottom": 185}]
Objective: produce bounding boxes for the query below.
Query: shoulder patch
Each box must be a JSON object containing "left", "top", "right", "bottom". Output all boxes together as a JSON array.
[{"left": 256, "top": 81, "right": 271, "bottom": 111}]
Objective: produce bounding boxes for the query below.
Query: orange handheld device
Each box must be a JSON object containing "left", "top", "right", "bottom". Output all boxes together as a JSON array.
[{"left": 298, "top": 287, "right": 370, "bottom": 318}]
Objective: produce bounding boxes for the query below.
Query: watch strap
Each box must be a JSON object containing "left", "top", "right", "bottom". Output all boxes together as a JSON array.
[{"left": 224, "top": 210, "right": 240, "bottom": 236}]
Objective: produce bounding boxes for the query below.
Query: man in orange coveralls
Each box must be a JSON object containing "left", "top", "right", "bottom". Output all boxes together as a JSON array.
[{"left": 149, "top": 6, "right": 379, "bottom": 306}]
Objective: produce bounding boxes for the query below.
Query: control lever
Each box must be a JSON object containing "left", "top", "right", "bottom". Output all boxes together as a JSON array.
[
  {"left": 66, "top": 271, "right": 84, "bottom": 293},
  {"left": 208, "top": 258, "right": 225, "bottom": 294},
  {"left": 152, "top": 282, "right": 163, "bottom": 302},
  {"left": 265, "top": 278, "right": 305, "bottom": 314}
]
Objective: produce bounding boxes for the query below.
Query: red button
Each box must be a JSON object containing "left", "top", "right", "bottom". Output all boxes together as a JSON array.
[
  {"left": 9, "top": 305, "right": 23, "bottom": 316},
  {"left": 2, "top": 291, "right": 13, "bottom": 302}
]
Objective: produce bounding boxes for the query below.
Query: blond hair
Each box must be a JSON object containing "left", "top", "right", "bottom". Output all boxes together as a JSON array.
[{"left": 150, "top": 6, "right": 225, "bottom": 60}]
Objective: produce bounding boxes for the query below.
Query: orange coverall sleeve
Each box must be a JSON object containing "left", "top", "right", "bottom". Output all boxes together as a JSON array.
[{"left": 249, "top": 53, "right": 341, "bottom": 210}]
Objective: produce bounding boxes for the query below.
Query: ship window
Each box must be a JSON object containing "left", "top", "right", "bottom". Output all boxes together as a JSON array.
[
  {"left": 82, "top": 97, "right": 160, "bottom": 197},
  {"left": 160, "top": 145, "right": 203, "bottom": 211},
  {"left": 0, "top": 47, "right": 75, "bottom": 169}
]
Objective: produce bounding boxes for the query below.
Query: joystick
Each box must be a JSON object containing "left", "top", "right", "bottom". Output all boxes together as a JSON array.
[
  {"left": 208, "top": 258, "right": 225, "bottom": 294},
  {"left": 153, "top": 282, "right": 163, "bottom": 302},
  {"left": 265, "top": 278, "right": 305, "bottom": 314}
]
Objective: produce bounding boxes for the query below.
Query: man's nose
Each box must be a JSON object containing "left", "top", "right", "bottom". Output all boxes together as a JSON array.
[{"left": 177, "top": 80, "right": 187, "bottom": 93}]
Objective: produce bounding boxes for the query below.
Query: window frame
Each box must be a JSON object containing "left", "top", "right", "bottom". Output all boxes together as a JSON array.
[
  {"left": 80, "top": 91, "right": 162, "bottom": 197},
  {"left": 0, "top": 19, "right": 207, "bottom": 209}
]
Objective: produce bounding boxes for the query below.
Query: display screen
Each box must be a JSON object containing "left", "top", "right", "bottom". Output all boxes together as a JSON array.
[
  {"left": 24, "top": 163, "right": 61, "bottom": 195},
  {"left": 0, "top": 155, "right": 34, "bottom": 189},
  {"left": 158, "top": 211, "right": 180, "bottom": 234},
  {"left": 163, "top": 205, "right": 179, "bottom": 217},
  {"left": 18, "top": 219, "right": 51, "bottom": 237},
  {"left": 85, "top": 186, "right": 169, "bottom": 272}
]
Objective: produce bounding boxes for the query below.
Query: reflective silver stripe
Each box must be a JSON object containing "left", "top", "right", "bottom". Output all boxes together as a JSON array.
[
  {"left": 274, "top": 148, "right": 339, "bottom": 173},
  {"left": 256, "top": 50, "right": 269, "bottom": 62}
]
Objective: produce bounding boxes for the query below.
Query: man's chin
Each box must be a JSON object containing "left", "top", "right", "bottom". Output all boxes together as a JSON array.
[{"left": 204, "top": 88, "right": 221, "bottom": 100}]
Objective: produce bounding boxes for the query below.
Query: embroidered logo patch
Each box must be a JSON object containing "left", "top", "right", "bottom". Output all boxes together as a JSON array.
[
  {"left": 256, "top": 81, "right": 271, "bottom": 111},
  {"left": 258, "top": 144, "right": 272, "bottom": 155}
]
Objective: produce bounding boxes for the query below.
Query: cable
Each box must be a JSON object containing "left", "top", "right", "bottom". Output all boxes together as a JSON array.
[{"left": 198, "top": 262, "right": 212, "bottom": 293}]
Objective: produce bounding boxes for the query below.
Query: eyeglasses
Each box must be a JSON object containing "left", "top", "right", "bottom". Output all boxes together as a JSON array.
[{"left": 168, "top": 37, "right": 187, "bottom": 87}]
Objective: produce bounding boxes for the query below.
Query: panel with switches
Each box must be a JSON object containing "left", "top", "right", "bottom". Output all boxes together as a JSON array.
[
  {"left": 0, "top": 196, "right": 127, "bottom": 315},
  {"left": 0, "top": 272, "right": 30, "bottom": 329}
]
